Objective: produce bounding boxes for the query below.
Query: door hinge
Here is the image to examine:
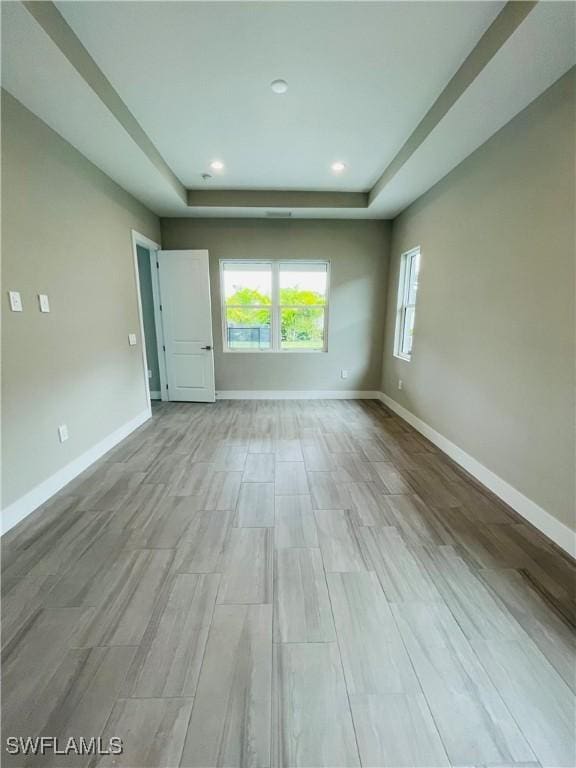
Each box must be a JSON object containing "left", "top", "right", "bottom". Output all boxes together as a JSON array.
[
  {"left": 166, "top": 384, "right": 169, "bottom": 390},
  {"left": 163, "top": 345, "right": 166, "bottom": 351},
  {"left": 159, "top": 304, "right": 163, "bottom": 311},
  {"left": 156, "top": 261, "right": 159, "bottom": 268}
]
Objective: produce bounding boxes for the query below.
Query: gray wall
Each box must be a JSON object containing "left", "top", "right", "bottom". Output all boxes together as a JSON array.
[
  {"left": 161, "top": 218, "right": 390, "bottom": 392},
  {"left": 381, "top": 69, "right": 575, "bottom": 532},
  {"left": 136, "top": 245, "right": 161, "bottom": 395},
  {"left": 1, "top": 91, "right": 161, "bottom": 509}
]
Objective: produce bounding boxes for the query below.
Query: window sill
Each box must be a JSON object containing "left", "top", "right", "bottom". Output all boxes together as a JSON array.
[
  {"left": 223, "top": 349, "right": 328, "bottom": 354},
  {"left": 393, "top": 352, "right": 412, "bottom": 362}
]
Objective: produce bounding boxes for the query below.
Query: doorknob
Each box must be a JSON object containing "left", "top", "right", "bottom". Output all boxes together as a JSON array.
[{"left": 201, "top": 345, "right": 213, "bottom": 350}]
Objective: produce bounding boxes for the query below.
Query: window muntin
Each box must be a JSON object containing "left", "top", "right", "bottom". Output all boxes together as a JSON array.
[
  {"left": 394, "top": 247, "right": 420, "bottom": 361},
  {"left": 221, "top": 260, "right": 329, "bottom": 352}
]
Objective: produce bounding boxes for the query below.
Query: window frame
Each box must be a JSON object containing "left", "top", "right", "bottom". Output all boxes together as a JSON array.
[
  {"left": 220, "top": 259, "right": 330, "bottom": 353},
  {"left": 394, "top": 246, "right": 421, "bottom": 362}
]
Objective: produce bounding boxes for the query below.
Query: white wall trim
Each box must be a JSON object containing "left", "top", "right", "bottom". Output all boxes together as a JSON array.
[
  {"left": 130, "top": 230, "right": 161, "bottom": 253},
  {"left": 1, "top": 408, "right": 151, "bottom": 536},
  {"left": 216, "top": 390, "right": 381, "bottom": 400},
  {"left": 378, "top": 392, "right": 576, "bottom": 559}
]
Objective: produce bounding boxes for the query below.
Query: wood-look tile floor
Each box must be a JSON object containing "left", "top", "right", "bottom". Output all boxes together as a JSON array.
[{"left": 2, "top": 400, "right": 575, "bottom": 768}]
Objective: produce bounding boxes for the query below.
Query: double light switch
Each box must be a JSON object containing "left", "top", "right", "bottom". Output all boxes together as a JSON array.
[{"left": 8, "top": 291, "right": 51, "bottom": 312}]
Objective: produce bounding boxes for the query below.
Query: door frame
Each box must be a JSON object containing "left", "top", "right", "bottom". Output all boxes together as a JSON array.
[{"left": 131, "top": 230, "right": 168, "bottom": 403}]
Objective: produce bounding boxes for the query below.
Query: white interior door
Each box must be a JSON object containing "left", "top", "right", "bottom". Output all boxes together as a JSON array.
[{"left": 157, "top": 250, "right": 215, "bottom": 403}]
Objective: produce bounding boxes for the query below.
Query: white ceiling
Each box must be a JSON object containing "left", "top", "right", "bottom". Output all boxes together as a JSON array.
[
  {"left": 2, "top": 1, "right": 575, "bottom": 218},
  {"left": 54, "top": 0, "right": 504, "bottom": 191}
]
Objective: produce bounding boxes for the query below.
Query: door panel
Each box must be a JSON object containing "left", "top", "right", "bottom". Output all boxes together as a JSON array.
[{"left": 157, "top": 250, "right": 215, "bottom": 402}]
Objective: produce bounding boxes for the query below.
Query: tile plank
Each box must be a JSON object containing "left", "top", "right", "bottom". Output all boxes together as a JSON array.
[
  {"left": 73, "top": 549, "right": 173, "bottom": 647},
  {"left": 274, "top": 495, "right": 319, "bottom": 548},
  {"left": 274, "top": 548, "right": 335, "bottom": 642},
  {"left": 314, "top": 510, "right": 370, "bottom": 572},
  {"left": 244, "top": 453, "right": 275, "bottom": 483},
  {"left": 359, "top": 526, "right": 440, "bottom": 602},
  {"left": 218, "top": 528, "right": 273, "bottom": 604},
  {"left": 349, "top": 693, "right": 450, "bottom": 768},
  {"left": 126, "top": 573, "right": 219, "bottom": 698},
  {"left": 96, "top": 698, "right": 193, "bottom": 768},
  {"left": 236, "top": 482, "right": 275, "bottom": 527},
  {"left": 307, "top": 471, "right": 352, "bottom": 510},
  {"left": 327, "top": 571, "right": 419, "bottom": 694},
  {"left": 175, "top": 510, "right": 233, "bottom": 573},
  {"left": 275, "top": 462, "right": 309, "bottom": 495},
  {"left": 272, "top": 642, "right": 360, "bottom": 768},
  {"left": 180, "top": 604, "right": 272, "bottom": 768}
]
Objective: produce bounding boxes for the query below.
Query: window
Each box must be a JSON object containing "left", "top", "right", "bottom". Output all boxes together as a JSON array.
[
  {"left": 279, "top": 263, "right": 327, "bottom": 351},
  {"left": 222, "top": 262, "right": 272, "bottom": 350},
  {"left": 221, "top": 260, "right": 329, "bottom": 352},
  {"left": 394, "top": 247, "right": 420, "bottom": 361}
]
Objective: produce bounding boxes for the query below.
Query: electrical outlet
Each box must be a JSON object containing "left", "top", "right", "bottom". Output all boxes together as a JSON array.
[
  {"left": 128, "top": 333, "right": 137, "bottom": 346},
  {"left": 341, "top": 369, "right": 349, "bottom": 380},
  {"left": 58, "top": 424, "right": 69, "bottom": 443},
  {"left": 398, "top": 379, "right": 403, "bottom": 391},
  {"left": 148, "top": 369, "right": 152, "bottom": 379},
  {"left": 38, "top": 294, "right": 50, "bottom": 313}
]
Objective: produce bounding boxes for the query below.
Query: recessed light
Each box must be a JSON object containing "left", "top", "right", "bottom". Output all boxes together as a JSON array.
[
  {"left": 271, "top": 79, "right": 288, "bottom": 94},
  {"left": 331, "top": 161, "right": 346, "bottom": 173},
  {"left": 210, "top": 160, "right": 224, "bottom": 171}
]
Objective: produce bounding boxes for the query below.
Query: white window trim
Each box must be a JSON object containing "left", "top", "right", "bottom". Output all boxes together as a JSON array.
[
  {"left": 393, "top": 246, "right": 420, "bottom": 362},
  {"left": 220, "top": 259, "right": 330, "bottom": 353}
]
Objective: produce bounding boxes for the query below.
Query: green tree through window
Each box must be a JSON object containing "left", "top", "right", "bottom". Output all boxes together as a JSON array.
[
  {"left": 225, "top": 287, "right": 271, "bottom": 326},
  {"left": 226, "top": 285, "right": 325, "bottom": 347}
]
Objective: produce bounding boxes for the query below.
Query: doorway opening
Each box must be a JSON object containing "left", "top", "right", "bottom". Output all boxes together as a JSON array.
[
  {"left": 131, "top": 233, "right": 216, "bottom": 404},
  {"left": 136, "top": 244, "right": 161, "bottom": 400},
  {"left": 131, "top": 230, "right": 165, "bottom": 405}
]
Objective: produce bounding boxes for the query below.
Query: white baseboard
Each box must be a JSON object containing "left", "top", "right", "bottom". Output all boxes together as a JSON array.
[
  {"left": 379, "top": 392, "right": 576, "bottom": 559},
  {"left": 216, "top": 390, "right": 381, "bottom": 400},
  {"left": 1, "top": 407, "right": 152, "bottom": 536},
  {"left": 149, "top": 391, "right": 161, "bottom": 400}
]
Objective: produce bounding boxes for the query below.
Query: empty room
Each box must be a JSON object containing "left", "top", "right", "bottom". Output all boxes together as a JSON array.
[{"left": 1, "top": 1, "right": 575, "bottom": 767}]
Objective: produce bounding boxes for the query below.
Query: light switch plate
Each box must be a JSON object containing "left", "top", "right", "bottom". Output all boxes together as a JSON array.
[
  {"left": 38, "top": 294, "right": 50, "bottom": 313},
  {"left": 128, "top": 333, "right": 137, "bottom": 346},
  {"left": 8, "top": 291, "right": 23, "bottom": 312},
  {"left": 58, "top": 424, "right": 69, "bottom": 443}
]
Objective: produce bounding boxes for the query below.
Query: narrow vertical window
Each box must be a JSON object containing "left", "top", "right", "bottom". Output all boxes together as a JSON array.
[{"left": 394, "top": 247, "right": 420, "bottom": 360}]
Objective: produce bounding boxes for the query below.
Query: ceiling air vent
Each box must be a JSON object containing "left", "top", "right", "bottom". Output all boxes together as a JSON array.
[{"left": 266, "top": 210, "right": 292, "bottom": 218}]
